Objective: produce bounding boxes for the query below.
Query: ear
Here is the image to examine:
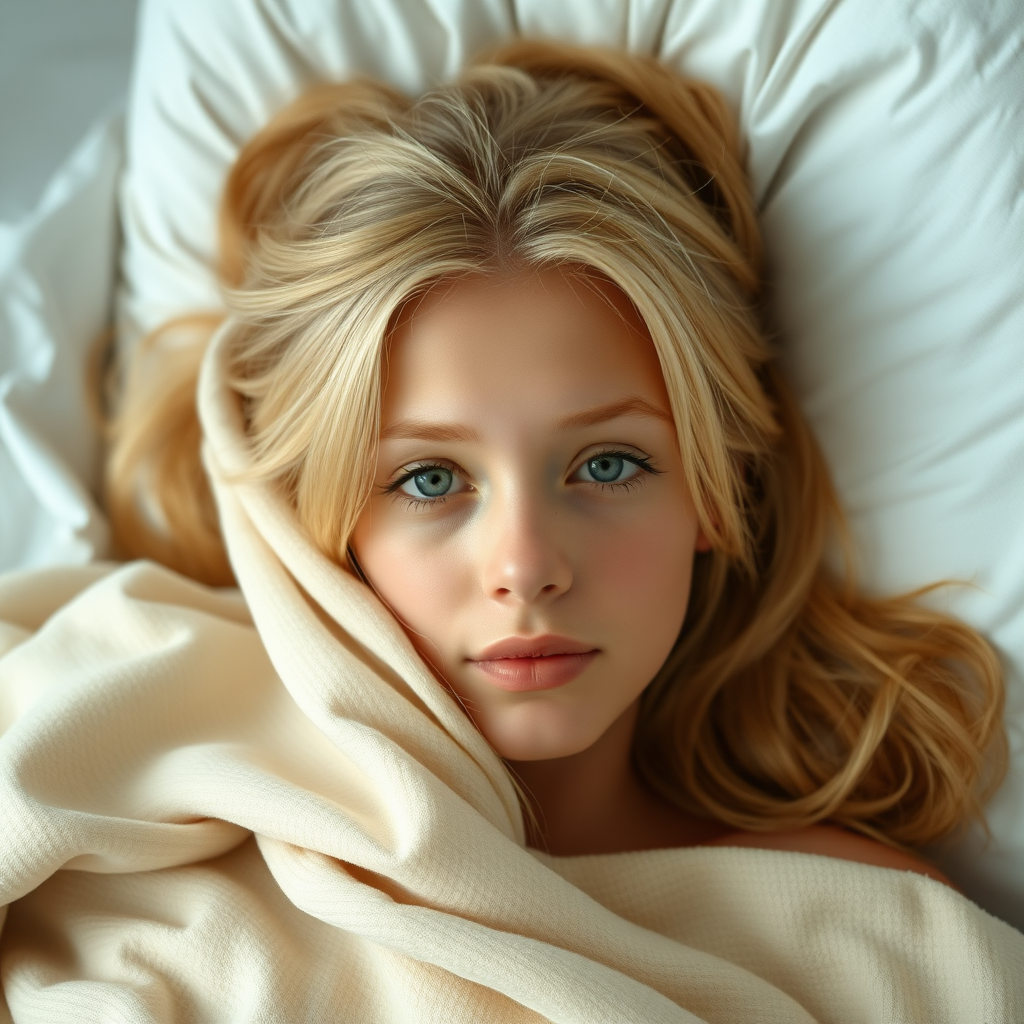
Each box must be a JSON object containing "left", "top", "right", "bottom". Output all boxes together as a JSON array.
[
  {"left": 694, "top": 501, "right": 720, "bottom": 552},
  {"left": 695, "top": 525, "right": 713, "bottom": 553}
]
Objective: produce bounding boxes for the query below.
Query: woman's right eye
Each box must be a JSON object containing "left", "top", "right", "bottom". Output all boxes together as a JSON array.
[
  {"left": 401, "top": 466, "right": 455, "bottom": 498},
  {"left": 385, "top": 462, "right": 467, "bottom": 504}
]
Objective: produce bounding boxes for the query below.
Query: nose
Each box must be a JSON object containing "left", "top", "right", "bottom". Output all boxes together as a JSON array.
[{"left": 479, "top": 494, "right": 573, "bottom": 605}]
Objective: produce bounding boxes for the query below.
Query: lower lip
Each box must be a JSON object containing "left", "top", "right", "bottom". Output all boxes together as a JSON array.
[{"left": 469, "top": 652, "right": 598, "bottom": 692}]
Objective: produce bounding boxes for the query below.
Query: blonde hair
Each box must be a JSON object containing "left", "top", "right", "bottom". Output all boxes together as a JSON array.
[{"left": 108, "top": 41, "right": 1006, "bottom": 847}]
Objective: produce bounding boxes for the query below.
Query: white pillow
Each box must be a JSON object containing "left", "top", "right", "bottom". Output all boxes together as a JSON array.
[
  {"left": 0, "top": 114, "right": 122, "bottom": 570},
  {"left": 118, "top": 0, "right": 1024, "bottom": 926}
]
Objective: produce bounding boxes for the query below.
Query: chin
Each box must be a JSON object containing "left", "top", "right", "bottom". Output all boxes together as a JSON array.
[{"left": 479, "top": 701, "right": 608, "bottom": 762}]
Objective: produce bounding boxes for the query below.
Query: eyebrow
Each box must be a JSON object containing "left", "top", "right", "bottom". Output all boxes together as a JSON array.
[
  {"left": 378, "top": 396, "right": 672, "bottom": 443},
  {"left": 379, "top": 421, "right": 480, "bottom": 442},
  {"left": 556, "top": 396, "right": 674, "bottom": 430}
]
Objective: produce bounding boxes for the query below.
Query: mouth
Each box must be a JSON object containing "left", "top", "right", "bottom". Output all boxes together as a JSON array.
[{"left": 467, "top": 635, "right": 599, "bottom": 692}]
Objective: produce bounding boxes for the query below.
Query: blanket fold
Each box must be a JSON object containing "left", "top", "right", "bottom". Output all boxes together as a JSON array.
[{"left": 1, "top": 322, "right": 1022, "bottom": 1023}]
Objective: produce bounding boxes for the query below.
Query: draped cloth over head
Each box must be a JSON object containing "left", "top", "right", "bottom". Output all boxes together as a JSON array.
[{"left": 0, "top": 322, "right": 1022, "bottom": 1022}]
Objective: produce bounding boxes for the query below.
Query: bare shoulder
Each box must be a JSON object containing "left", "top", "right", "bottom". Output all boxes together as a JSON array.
[{"left": 704, "top": 824, "right": 955, "bottom": 888}]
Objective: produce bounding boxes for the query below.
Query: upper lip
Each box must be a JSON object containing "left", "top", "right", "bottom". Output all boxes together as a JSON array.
[{"left": 469, "top": 635, "right": 598, "bottom": 661}]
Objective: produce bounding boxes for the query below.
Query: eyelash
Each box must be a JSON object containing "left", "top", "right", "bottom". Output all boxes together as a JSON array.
[
  {"left": 579, "top": 450, "right": 660, "bottom": 492},
  {"left": 382, "top": 449, "right": 660, "bottom": 510},
  {"left": 381, "top": 459, "right": 462, "bottom": 510}
]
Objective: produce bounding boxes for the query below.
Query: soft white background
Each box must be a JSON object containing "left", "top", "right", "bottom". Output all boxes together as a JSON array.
[
  {"left": 0, "top": 1, "right": 137, "bottom": 571},
  {"left": 0, "top": 0, "right": 137, "bottom": 222}
]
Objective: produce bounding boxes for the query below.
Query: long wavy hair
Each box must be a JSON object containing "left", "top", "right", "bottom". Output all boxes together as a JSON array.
[{"left": 107, "top": 40, "right": 1006, "bottom": 848}]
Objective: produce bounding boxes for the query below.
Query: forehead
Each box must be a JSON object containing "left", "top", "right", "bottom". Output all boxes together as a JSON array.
[{"left": 382, "top": 268, "right": 671, "bottom": 424}]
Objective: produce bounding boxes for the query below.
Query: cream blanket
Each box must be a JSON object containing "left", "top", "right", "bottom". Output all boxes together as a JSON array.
[{"left": 1, "top": 329, "right": 1022, "bottom": 1023}]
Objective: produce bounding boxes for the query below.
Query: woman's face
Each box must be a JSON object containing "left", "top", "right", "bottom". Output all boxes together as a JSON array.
[{"left": 351, "top": 267, "right": 708, "bottom": 761}]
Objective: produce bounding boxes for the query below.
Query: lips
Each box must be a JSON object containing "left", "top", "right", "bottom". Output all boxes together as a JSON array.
[
  {"left": 468, "top": 634, "right": 599, "bottom": 692},
  {"left": 472, "top": 635, "right": 596, "bottom": 660}
]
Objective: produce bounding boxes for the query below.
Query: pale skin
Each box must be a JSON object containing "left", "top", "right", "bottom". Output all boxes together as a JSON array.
[{"left": 351, "top": 267, "right": 951, "bottom": 885}]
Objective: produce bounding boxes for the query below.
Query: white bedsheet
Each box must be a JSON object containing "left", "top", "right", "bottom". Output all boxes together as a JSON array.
[
  {"left": 0, "top": 117, "right": 120, "bottom": 569},
  {"left": 0, "top": 0, "right": 136, "bottom": 571}
]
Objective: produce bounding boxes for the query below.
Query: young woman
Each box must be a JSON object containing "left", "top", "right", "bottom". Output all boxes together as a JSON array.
[
  {"left": 4, "top": 37, "right": 1009, "bottom": 1022},
  {"left": 108, "top": 41, "right": 1005, "bottom": 877}
]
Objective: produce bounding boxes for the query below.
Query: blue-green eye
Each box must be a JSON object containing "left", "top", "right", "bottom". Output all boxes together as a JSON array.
[
  {"left": 586, "top": 455, "right": 628, "bottom": 482},
  {"left": 572, "top": 449, "right": 661, "bottom": 488},
  {"left": 576, "top": 453, "right": 645, "bottom": 485},
  {"left": 402, "top": 466, "right": 453, "bottom": 498}
]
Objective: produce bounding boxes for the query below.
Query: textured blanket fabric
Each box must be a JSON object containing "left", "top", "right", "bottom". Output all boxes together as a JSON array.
[{"left": 0, "top": 327, "right": 1022, "bottom": 1022}]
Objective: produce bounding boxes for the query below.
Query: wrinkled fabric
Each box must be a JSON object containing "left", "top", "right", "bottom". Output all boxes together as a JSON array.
[
  {"left": 0, "top": 323, "right": 1022, "bottom": 1023},
  {"left": 0, "top": 114, "right": 121, "bottom": 571}
]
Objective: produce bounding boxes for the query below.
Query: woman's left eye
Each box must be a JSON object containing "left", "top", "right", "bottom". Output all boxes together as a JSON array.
[{"left": 572, "top": 451, "right": 654, "bottom": 486}]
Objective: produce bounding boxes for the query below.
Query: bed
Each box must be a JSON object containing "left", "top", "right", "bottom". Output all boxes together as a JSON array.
[{"left": 1, "top": 0, "right": 1021, "bottom": 942}]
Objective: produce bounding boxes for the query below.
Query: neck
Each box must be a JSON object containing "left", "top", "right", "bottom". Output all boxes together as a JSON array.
[{"left": 506, "top": 700, "right": 728, "bottom": 856}]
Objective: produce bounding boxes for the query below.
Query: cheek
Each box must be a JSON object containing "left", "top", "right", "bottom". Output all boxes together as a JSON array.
[
  {"left": 581, "top": 503, "right": 697, "bottom": 650},
  {"left": 351, "top": 520, "right": 467, "bottom": 661},
  {"left": 589, "top": 507, "right": 700, "bottom": 618}
]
